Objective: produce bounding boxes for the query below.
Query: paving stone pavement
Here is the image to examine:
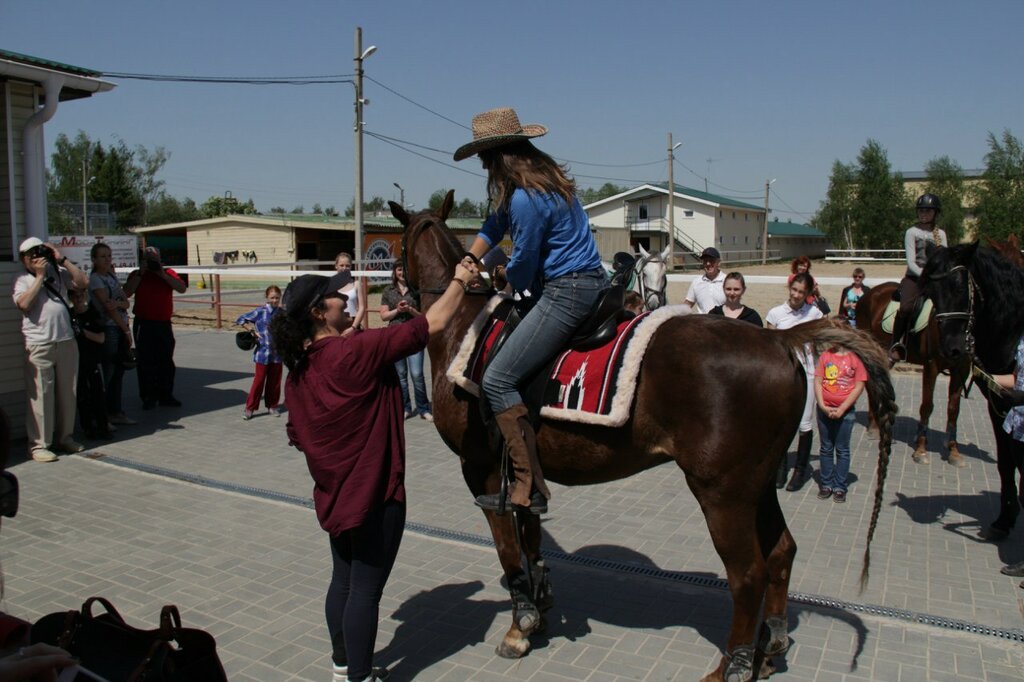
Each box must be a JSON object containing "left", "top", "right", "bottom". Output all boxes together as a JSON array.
[{"left": 2, "top": 327, "right": 1023, "bottom": 681}]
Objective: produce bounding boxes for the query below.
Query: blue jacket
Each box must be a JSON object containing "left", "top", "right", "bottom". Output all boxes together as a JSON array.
[{"left": 478, "top": 189, "right": 602, "bottom": 293}]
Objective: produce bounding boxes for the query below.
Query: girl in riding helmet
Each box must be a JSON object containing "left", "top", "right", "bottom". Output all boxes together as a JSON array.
[{"left": 455, "top": 107, "right": 609, "bottom": 515}]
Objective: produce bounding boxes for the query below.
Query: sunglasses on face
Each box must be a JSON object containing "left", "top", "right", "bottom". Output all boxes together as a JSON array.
[{"left": 0, "top": 472, "right": 18, "bottom": 518}]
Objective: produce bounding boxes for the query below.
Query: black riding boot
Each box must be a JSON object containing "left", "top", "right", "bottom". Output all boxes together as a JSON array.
[
  {"left": 889, "top": 312, "right": 909, "bottom": 363},
  {"left": 786, "top": 430, "right": 814, "bottom": 492},
  {"left": 775, "top": 457, "right": 788, "bottom": 489}
]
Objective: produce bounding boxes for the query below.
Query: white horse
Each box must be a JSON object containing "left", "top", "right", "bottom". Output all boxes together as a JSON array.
[{"left": 604, "top": 244, "right": 671, "bottom": 311}]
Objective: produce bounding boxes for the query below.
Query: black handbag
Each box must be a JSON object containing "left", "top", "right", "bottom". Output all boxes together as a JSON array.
[{"left": 31, "top": 597, "right": 227, "bottom": 681}]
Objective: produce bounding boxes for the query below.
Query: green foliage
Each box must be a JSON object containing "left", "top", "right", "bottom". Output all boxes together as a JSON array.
[
  {"left": 814, "top": 140, "right": 913, "bottom": 249},
  {"left": 200, "top": 195, "right": 257, "bottom": 218},
  {"left": 974, "top": 129, "right": 1024, "bottom": 241},
  {"left": 47, "top": 131, "right": 169, "bottom": 231},
  {"left": 311, "top": 203, "right": 323, "bottom": 214},
  {"left": 147, "top": 193, "right": 201, "bottom": 224},
  {"left": 269, "top": 206, "right": 286, "bottom": 214},
  {"left": 923, "top": 156, "right": 966, "bottom": 243},
  {"left": 812, "top": 161, "right": 856, "bottom": 249},
  {"left": 290, "top": 206, "right": 305, "bottom": 214},
  {"left": 343, "top": 197, "right": 387, "bottom": 217},
  {"left": 578, "top": 182, "right": 628, "bottom": 205},
  {"left": 426, "top": 190, "right": 484, "bottom": 217}
]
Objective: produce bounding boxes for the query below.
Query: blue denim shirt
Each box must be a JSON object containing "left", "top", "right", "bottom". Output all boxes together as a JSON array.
[
  {"left": 478, "top": 189, "right": 602, "bottom": 293},
  {"left": 1002, "top": 335, "right": 1024, "bottom": 441},
  {"left": 236, "top": 304, "right": 281, "bottom": 365}
]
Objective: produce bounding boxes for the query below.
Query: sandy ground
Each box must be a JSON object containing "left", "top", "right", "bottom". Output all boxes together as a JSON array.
[{"left": 171, "top": 259, "right": 910, "bottom": 330}]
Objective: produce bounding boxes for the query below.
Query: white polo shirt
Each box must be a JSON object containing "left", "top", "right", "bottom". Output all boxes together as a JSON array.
[
  {"left": 685, "top": 270, "right": 726, "bottom": 314},
  {"left": 766, "top": 302, "right": 823, "bottom": 374}
]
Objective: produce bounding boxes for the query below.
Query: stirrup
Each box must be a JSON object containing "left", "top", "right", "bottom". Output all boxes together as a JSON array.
[
  {"left": 475, "top": 490, "right": 547, "bottom": 515},
  {"left": 889, "top": 342, "right": 907, "bottom": 362}
]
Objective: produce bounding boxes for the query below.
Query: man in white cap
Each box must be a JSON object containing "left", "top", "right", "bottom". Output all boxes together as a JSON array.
[
  {"left": 12, "top": 237, "right": 90, "bottom": 461},
  {"left": 683, "top": 247, "right": 726, "bottom": 313}
]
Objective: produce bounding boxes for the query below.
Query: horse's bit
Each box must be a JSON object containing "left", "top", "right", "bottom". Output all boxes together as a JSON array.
[{"left": 931, "top": 264, "right": 978, "bottom": 361}]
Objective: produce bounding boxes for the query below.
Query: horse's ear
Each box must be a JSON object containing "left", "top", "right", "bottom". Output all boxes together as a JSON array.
[
  {"left": 638, "top": 243, "right": 650, "bottom": 258},
  {"left": 439, "top": 190, "right": 455, "bottom": 221},
  {"left": 660, "top": 244, "right": 672, "bottom": 261},
  {"left": 960, "top": 240, "right": 980, "bottom": 263},
  {"left": 389, "top": 200, "right": 409, "bottom": 227}
]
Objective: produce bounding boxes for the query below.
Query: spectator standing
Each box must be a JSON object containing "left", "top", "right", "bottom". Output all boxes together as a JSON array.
[
  {"left": 334, "top": 252, "right": 368, "bottom": 334},
  {"left": 683, "top": 247, "right": 726, "bottom": 313},
  {"left": 379, "top": 265, "right": 432, "bottom": 421},
  {"left": 70, "top": 287, "right": 112, "bottom": 440},
  {"left": 838, "top": 268, "right": 870, "bottom": 328},
  {"left": 236, "top": 286, "right": 284, "bottom": 420},
  {"left": 787, "top": 256, "right": 823, "bottom": 308},
  {"left": 89, "top": 242, "right": 136, "bottom": 426},
  {"left": 124, "top": 246, "right": 187, "bottom": 409},
  {"left": 990, "top": 336, "right": 1024, "bottom": 586},
  {"left": 708, "top": 272, "right": 763, "bottom": 326},
  {"left": 11, "top": 238, "right": 89, "bottom": 462},
  {"left": 813, "top": 342, "right": 867, "bottom": 503},
  {"left": 766, "top": 272, "right": 824, "bottom": 490},
  {"left": 273, "top": 262, "right": 476, "bottom": 682}
]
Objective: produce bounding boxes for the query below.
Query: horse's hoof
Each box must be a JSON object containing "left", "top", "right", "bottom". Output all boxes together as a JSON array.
[
  {"left": 758, "top": 658, "right": 777, "bottom": 679},
  {"left": 495, "top": 635, "right": 530, "bottom": 659},
  {"left": 947, "top": 452, "right": 967, "bottom": 468},
  {"left": 912, "top": 452, "right": 930, "bottom": 464},
  {"left": 866, "top": 428, "right": 880, "bottom": 441}
]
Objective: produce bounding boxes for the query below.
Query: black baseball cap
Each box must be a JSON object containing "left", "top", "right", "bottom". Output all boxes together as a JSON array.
[
  {"left": 282, "top": 271, "right": 351, "bottom": 320},
  {"left": 700, "top": 247, "right": 721, "bottom": 261}
]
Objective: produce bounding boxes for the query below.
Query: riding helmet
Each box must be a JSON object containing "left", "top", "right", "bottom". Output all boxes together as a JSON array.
[
  {"left": 235, "top": 330, "right": 258, "bottom": 351},
  {"left": 916, "top": 193, "right": 942, "bottom": 212}
]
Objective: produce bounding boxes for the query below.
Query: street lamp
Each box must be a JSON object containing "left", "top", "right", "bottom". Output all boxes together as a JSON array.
[
  {"left": 761, "top": 178, "right": 777, "bottom": 265},
  {"left": 667, "top": 135, "right": 682, "bottom": 268},
  {"left": 393, "top": 182, "right": 404, "bottom": 209},
  {"left": 353, "top": 27, "right": 377, "bottom": 265}
]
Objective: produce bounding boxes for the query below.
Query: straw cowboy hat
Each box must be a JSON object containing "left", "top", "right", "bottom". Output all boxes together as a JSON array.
[{"left": 453, "top": 107, "right": 548, "bottom": 161}]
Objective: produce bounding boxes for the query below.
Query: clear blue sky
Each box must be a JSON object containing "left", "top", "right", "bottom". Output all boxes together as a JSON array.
[{"left": 3, "top": 0, "right": 1021, "bottom": 221}]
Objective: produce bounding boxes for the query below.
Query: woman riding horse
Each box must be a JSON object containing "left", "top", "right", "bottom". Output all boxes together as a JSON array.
[{"left": 454, "top": 107, "right": 609, "bottom": 515}]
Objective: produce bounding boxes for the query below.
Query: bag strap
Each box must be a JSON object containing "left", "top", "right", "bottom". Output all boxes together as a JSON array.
[
  {"left": 81, "top": 596, "right": 128, "bottom": 626},
  {"left": 159, "top": 605, "right": 181, "bottom": 639},
  {"left": 42, "top": 277, "right": 75, "bottom": 321}
]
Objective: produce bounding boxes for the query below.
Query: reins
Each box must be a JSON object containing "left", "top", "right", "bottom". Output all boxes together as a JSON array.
[{"left": 400, "top": 215, "right": 495, "bottom": 298}]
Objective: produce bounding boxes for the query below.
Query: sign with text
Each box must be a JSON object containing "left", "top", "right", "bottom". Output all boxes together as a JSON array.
[{"left": 48, "top": 234, "right": 139, "bottom": 282}]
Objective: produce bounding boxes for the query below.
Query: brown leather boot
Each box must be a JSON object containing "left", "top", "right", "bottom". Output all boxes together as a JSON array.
[{"left": 475, "top": 404, "right": 550, "bottom": 513}]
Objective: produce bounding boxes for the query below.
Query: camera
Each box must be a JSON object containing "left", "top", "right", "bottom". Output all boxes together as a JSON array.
[
  {"left": 146, "top": 259, "right": 162, "bottom": 272},
  {"left": 27, "top": 244, "right": 58, "bottom": 268}
]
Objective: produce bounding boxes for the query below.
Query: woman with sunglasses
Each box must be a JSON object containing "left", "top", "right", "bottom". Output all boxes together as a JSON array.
[{"left": 838, "top": 268, "right": 870, "bottom": 328}]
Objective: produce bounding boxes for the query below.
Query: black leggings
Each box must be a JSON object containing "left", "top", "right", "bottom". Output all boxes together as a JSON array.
[{"left": 326, "top": 500, "right": 405, "bottom": 681}]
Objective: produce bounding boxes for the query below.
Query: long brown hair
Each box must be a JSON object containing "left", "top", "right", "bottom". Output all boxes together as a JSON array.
[{"left": 480, "top": 140, "right": 576, "bottom": 211}]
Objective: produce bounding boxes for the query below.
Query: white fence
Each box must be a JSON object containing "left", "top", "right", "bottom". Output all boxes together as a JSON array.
[{"left": 825, "top": 249, "right": 904, "bottom": 262}]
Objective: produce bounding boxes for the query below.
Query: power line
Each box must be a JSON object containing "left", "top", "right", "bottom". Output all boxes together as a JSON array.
[
  {"left": 770, "top": 187, "right": 815, "bottom": 216},
  {"left": 365, "top": 130, "right": 485, "bottom": 178},
  {"left": 365, "top": 75, "right": 469, "bottom": 129}
]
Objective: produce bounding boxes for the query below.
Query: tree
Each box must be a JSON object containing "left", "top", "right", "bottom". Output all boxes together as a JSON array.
[
  {"left": 812, "top": 161, "right": 857, "bottom": 250},
  {"left": 974, "top": 129, "right": 1024, "bottom": 241},
  {"left": 269, "top": 206, "right": 286, "bottom": 214},
  {"left": 312, "top": 203, "right": 323, "bottom": 214},
  {"left": 923, "top": 156, "right": 966, "bottom": 244},
  {"left": 133, "top": 143, "right": 170, "bottom": 225},
  {"left": 324, "top": 205, "right": 339, "bottom": 217},
  {"left": 290, "top": 206, "right": 305, "bottom": 214},
  {"left": 147, "top": 193, "right": 201, "bottom": 225},
  {"left": 852, "top": 140, "right": 913, "bottom": 249},
  {"left": 200, "top": 195, "right": 257, "bottom": 218},
  {"left": 578, "top": 182, "right": 628, "bottom": 205},
  {"left": 344, "top": 196, "right": 387, "bottom": 217}
]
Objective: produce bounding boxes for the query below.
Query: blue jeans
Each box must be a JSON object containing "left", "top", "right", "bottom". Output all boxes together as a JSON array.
[
  {"left": 101, "top": 326, "right": 126, "bottom": 416},
  {"left": 817, "top": 408, "right": 855, "bottom": 492},
  {"left": 394, "top": 349, "right": 430, "bottom": 415},
  {"left": 483, "top": 269, "right": 608, "bottom": 413}
]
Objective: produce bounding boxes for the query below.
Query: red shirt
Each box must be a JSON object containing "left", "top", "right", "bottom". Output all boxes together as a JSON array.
[
  {"left": 285, "top": 315, "right": 429, "bottom": 535},
  {"left": 131, "top": 268, "right": 183, "bottom": 321},
  {"left": 815, "top": 350, "right": 867, "bottom": 409}
]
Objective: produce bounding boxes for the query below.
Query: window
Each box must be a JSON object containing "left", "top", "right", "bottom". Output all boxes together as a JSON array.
[
  {"left": 745, "top": 213, "right": 748, "bottom": 221},
  {"left": 639, "top": 204, "right": 649, "bottom": 220},
  {"left": 684, "top": 209, "right": 694, "bottom": 218},
  {"left": 745, "top": 236, "right": 749, "bottom": 244},
  {"left": 718, "top": 210, "right": 723, "bottom": 218},
  {"left": 732, "top": 236, "right": 737, "bottom": 244},
  {"left": 732, "top": 211, "right": 736, "bottom": 219},
  {"left": 718, "top": 236, "right": 723, "bottom": 245}
]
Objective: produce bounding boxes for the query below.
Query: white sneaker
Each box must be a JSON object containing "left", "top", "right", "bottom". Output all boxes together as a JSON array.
[
  {"left": 420, "top": 413, "right": 434, "bottom": 422},
  {"left": 57, "top": 439, "right": 85, "bottom": 454},
  {"left": 31, "top": 448, "right": 59, "bottom": 463}
]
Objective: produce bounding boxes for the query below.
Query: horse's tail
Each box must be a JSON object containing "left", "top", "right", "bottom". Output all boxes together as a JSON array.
[{"left": 780, "top": 319, "right": 897, "bottom": 592}]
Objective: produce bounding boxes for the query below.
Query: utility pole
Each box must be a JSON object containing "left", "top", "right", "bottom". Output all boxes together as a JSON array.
[
  {"left": 761, "top": 178, "right": 776, "bottom": 264},
  {"left": 667, "top": 134, "right": 681, "bottom": 268},
  {"left": 82, "top": 158, "right": 88, "bottom": 236},
  {"left": 353, "top": 27, "right": 377, "bottom": 264}
]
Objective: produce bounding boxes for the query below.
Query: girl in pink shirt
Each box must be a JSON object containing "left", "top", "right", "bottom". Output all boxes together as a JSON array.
[{"left": 813, "top": 346, "right": 867, "bottom": 502}]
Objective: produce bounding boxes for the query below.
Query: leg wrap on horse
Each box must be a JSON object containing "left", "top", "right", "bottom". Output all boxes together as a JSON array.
[
  {"left": 723, "top": 645, "right": 756, "bottom": 682},
  {"left": 762, "top": 616, "right": 790, "bottom": 656},
  {"left": 509, "top": 572, "right": 542, "bottom": 634},
  {"left": 496, "top": 404, "right": 550, "bottom": 506}
]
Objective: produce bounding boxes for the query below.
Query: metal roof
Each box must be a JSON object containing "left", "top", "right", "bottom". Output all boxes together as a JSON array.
[
  {"left": 767, "top": 220, "right": 826, "bottom": 237},
  {"left": 0, "top": 48, "right": 102, "bottom": 77}
]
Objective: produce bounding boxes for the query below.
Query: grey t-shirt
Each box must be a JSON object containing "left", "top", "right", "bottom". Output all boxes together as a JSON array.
[
  {"left": 89, "top": 270, "right": 129, "bottom": 327},
  {"left": 12, "top": 266, "right": 75, "bottom": 345},
  {"left": 904, "top": 226, "right": 948, "bottom": 277}
]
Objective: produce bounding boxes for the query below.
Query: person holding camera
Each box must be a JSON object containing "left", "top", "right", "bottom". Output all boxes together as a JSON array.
[
  {"left": 11, "top": 237, "right": 89, "bottom": 462},
  {"left": 124, "top": 246, "right": 187, "bottom": 410},
  {"left": 89, "top": 242, "right": 136, "bottom": 426}
]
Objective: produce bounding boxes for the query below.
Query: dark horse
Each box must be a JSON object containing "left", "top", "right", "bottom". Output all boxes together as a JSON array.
[
  {"left": 393, "top": 192, "right": 896, "bottom": 681},
  {"left": 921, "top": 241, "right": 1024, "bottom": 541},
  {"left": 855, "top": 283, "right": 968, "bottom": 466}
]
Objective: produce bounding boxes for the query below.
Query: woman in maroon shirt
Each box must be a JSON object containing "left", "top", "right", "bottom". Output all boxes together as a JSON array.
[{"left": 272, "top": 263, "right": 475, "bottom": 682}]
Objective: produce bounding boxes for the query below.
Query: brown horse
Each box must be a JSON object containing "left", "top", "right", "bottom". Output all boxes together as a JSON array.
[
  {"left": 393, "top": 192, "right": 896, "bottom": 681},
  {"left": 855, "top": 284, "right": 968, "bottom": 466}
]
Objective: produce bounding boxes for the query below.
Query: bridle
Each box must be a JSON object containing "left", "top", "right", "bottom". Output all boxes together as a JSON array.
[
  {"left": 930, "top": 264, "right": 979, "bottom": 361},
  {"left": 634, "top": 252, "right": 667, "bottom": 310},
  {"left": 399, "top": 214, "right": 494, "bottom": 298}
]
